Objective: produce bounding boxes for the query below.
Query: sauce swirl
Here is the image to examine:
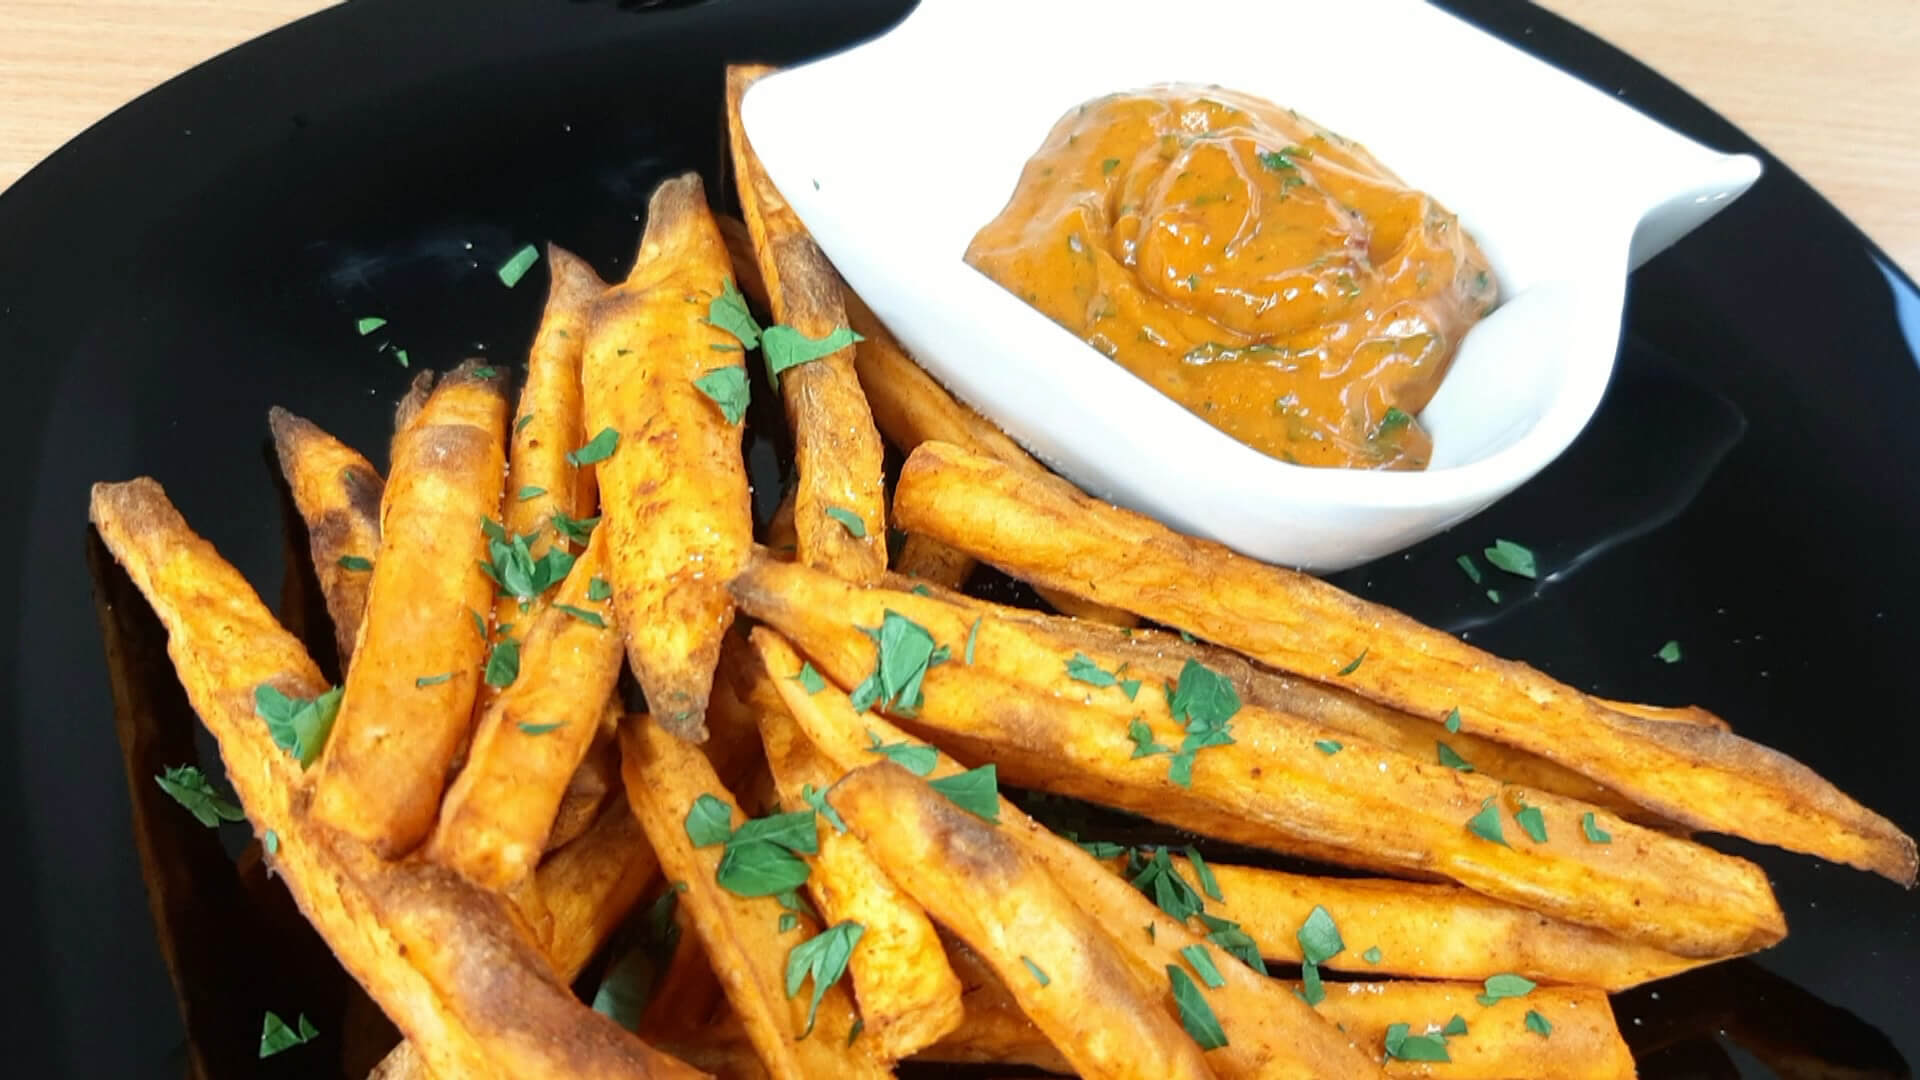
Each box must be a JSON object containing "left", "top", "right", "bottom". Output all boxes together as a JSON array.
[{"left": 965, "top": 86, "right": 1497, "bottom": 469}]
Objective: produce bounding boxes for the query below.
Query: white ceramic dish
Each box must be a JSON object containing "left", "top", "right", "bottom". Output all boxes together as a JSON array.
[{"left": 742, "top": 0, "right": 1760, "bottom": 571}]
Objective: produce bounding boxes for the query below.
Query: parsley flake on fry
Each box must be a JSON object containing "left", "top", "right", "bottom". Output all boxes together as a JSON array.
[{"left": 154, "top": 765, "right": 246, "bottom": 828}]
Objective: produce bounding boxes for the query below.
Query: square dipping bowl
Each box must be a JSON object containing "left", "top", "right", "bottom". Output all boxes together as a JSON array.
[{"left": 742, "top": 0, "right": 1760, "bottom": 571}]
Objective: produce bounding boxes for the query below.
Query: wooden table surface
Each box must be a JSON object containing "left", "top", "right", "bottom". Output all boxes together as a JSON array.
[{"left": 2, "top": 0, "right": 1916, "bottom": 275}]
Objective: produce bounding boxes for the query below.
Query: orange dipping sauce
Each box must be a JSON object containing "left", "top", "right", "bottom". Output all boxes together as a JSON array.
[{"left": 966, "top": 86, "right": 1497, "bottom": 470}]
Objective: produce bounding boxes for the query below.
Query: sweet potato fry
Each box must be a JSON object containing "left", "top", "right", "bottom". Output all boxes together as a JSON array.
[
  {"left": 914, "top": 965, "right": 1633, "bottom": 1080},
  {"left": 893, "top": 439, "right": 1918, "bottom": 885},
  {"left": 311, "top": 361, "right": 508, "bottom": 857},
  {"left": 726, "top": 64, "right": 888, "bottom": 583},
  {"left": 431, "top": 529, "right": 624, "bottom": 890},
  {"left": 754, "top": 627, "right": 1383, "bottom": 1078},
  {"left": 1107, "top": 856, "right": 1700, "bottom": 990},
  {"left": 88, "top": 478, "right": 700, "bottom": 1080},
  {"left": 510, "top": 244, "right": 607, "bottom": 545},
  {"left": 840, "top": 290, "right": 1132, "bottom": 626},
  {"left": 1594, "top": 696, "right": 1728, "bottom": 731},
  {"left": 583, "top": 173, "right": 754, "bottom": 740},
  {"left": 886, "top": 576, "right": 1654, "bottom": 822},
  {"left": 619, "top": 716, "right": 890, "bottom": 1079},
  {"left": 918, "top": 938, "right": 1071, "bottom": 1073},
  {"left": 830, "top": 762, "right": 1217, "bottom": 1080},
  {"left": 546, "top": 725, "right": 619, "bottom": 853},
  {"left": 757, "top": 692, "right": 965, "bottom": 1057},
  {"left": 269, "top": 407, "right": 384, "bottom": 667},
  {"left": 732, "top": 559, "right": 1786, "bottom": 958},
  {"left": 1313, "top": 981, "right": 1634, "bottom": 1079},
  {"left": 639, "top": 902, "right": 727, "bottom": 1040}
]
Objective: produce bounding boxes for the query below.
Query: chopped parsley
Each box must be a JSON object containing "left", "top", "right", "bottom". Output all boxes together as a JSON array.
[
  {"left": 928, "top": 764, "right": 1000, "bottom": 823},
  {"left": 414, "top": 672, "right": 452, "bottom": 688},
  {"left": 515, "top": 413, "right": 536, "bottom": 434},
  {"left": 1466, "top": 797, "right": 1508, "bottom": 846},
  {"left": 1180, "top": 944, "right": 1226, "bottom": 988},
  {"left": 1197, "top": 913, "right": 1267, "bottom": 975},
  {"left": 496, "top": 243, "right": 540, "bottom": 288},
  {"left": 1315, "top": 739, "right": 1343, "bottom": 755},
  {"left": 964, "top": 617, "right": 981, "bottom": 665},
  {"left": 1483, "top": 539, "right": 1537, "bottom": 579},
  {"left": 254, "top": 684, "right": 342, "bottom": 769},
  {"left": 1444, "top": 707, "right": 1462, "bottom": 733},
  {"left": 1164, "top": 659, "right": 1240, "bottom": 787},
  {"left": 1513, "top": 802, "right": 1548, "bottom": 843},
  {"left": 484, "top": 637, "right": 521, "bottom": 688},
  {"left": 517, "top": 485, "right": 546, "bottom": 501},
  {"left": 1383, "top": 1023, "right": 1450, "bottom": 1062},
  {"left": 1102, "top": 157, "right": 1121, "bottom": 174},
  {"left": 848, "top": 611, "right": 950, "bottom": 716},
  {"left": 1021, "top": 955, "right": 1051, "bottom": 986},
  {"left": 1296, "top": 906, "right": 1344, "bottom": 966},
  {"left": 802, "top": 783, "right": 848, "bottom": 834},
  {"left": 550, "top": 511, "right": 601, "bottom": 546},
  {"left": 1656, "top": 639, "right": 1683, "bottom": 663},
  {"left": 1128, "top": 718, "right": 1174, "bottom": 758},
  {"left": 1362, "top": 946, "right": 1382, "bottom": 965},
  {"left": 1128, "top": 847, "right": 1206, "bottom": 922},
  {"left": 762, "top": 325, "right": 864, "bottom": 381},
  {"left": 695, "top": 366, "right": 751, "bottom": 425},
  {"left": 518, "top": 721, "right": 564, "bottom": 735},
  {"left": 1476, "top": 972, "right": 1537, "bottom": 1006},
  {"left": 1436, "top": 741, "right": 1474, "bottom": 771},
  {"left": 258, "top": 1011, "right": 318, "bottom": 1058},
  {"left": 336, "top": 554, "right": 372, "bottom": 571},
  {"left": 865, "top": 729, "right": 938, "bottom": 776},
  {"left": 823, "top": 506, "right": 867, "bottom": 539},
  {"left": 355, "top": 316, "right": 386, "bottom": 336},
  {"left": 1065, "top": 652, "right": 1117, "bottom": 688},
  {"left": 1167, "top": 966, "right": 1229, "bottom": 1049},
  {"left": 1581, "top": 812, "right": 1612, "bottom": 844},
  {"left": 792, "top": 662, "right": 827, "bottom": 695},
  {"left": 264, "top": 829, "right": 279, "bottom": 855},
  {"left": 707, "top": 279, "right": 762, "bottom": 349},
  {"left": 1185, "top": 846, "right": 1222, "bottom": 900},
  {"left": 787, "top": 921, "right": 864, "bottom": 1036},
  {"left": 684, "top": 794, "right": 735, "bottom": 847},
  {"left": 1335, "top": 648, "right": 1368, "bottom": 676},
  {"left": 1443, "top": 1014, "right": 1468, "bottom": 1037},
  {"left": 553, "top": 603, "right": 606, "bottom": 628},
  {"left": 479, "top": 521, "right": 576, "bottom": 604},
  {"left": 588, "top": 576, "right": 612, "bottom": 602},
  {"left": 154, "top": 765, "right": 245, "bottom": 827},
  {"left": 1456, "top": 554, "right": 1483, "bottom": 585},
  {"left": 1377, "top": 407, "right": 1412, "bottom": 436},
  {"left": 1525, "top": 1009, "right": 1553, "bottom": 1037},
  {"left": 567, "top": 427, "right": 620, "bottom": 466}
]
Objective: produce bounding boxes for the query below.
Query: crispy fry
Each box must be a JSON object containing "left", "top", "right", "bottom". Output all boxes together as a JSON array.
[
  {"left": 311, "top": 361, "right": 508, "bottom": 857},
  {"left": 726, "top": 64, "right": 888, "bottom": 583},
  {"left": 841, "top": 290, "right": 1133, "bottom": 626},
  {"left": 510, "top": 244, "right": 607, "bottom": 545},
  {"left": 894, "top": 532, "right": 976, "bottom": 589},
  {"left": 915, "top": 966, "right": 1633, "bottom": 1080},
  {"left": 755, "top": 627, "right": 1383, "bottom": 1078},
  {"left": 393, "top": 369, "right": 436, "bottom": 438},
  {"left": 1110, "top": 856, "right": 1699, "bottom": 990},
  {"left": 733, "top": 559, "right": 1786, "bottom": 958},
  {"left": 763, "top": 488, "right": 798, "bottom": 558},
  {"left": 757, "top": 691, "right": 965, "bottom": 1057},
  {"left": 1594, "top": 696, "right": 1728, "bottom": 731},
  {"left": 619, "top": 716, "right": 890, "bottom": 1079},
  {"left": 887, "top": 575, "right": 1656, "bottom": 822},
  {"left": 431, "top": 529, "right": 624, "bottom": 889},
  {"left": 893, "top": 439, "right": 1918, "bottom": 885},
  {"left": 269, "top": 407, "right": 384, "bottom": 667},
  {"left": 830, "top": 762, "right": 1217, "bottom": 1080},
  {"left": 583, "top": 173, "right": 753, "bottom": 741},
  {"left": 88, "top": 478, "right": 700, "bottom": 1080},
  {"left": 1313, "top": 981, "right": 1634, "bottom": 1079},
  {"left": 546, "top": 724, "right": 619, "bottom": 853},
  {"left": 918, "top": 938, "right": 1071, "bottom": 1072}
]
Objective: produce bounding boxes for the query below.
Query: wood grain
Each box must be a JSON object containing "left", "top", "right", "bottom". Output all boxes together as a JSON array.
[{"left": 2, "top": 0, "right": 1914, "bottom": 274}]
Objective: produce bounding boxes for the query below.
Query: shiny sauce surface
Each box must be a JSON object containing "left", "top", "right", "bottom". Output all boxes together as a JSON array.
[{"left": 965, "top": 86, "right": 1497, "bottom": 469}]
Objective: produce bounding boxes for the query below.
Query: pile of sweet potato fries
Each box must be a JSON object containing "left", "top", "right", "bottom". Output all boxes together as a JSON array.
[{"left": 90, "top": 65, "right": 1913, "bottom": 1079}]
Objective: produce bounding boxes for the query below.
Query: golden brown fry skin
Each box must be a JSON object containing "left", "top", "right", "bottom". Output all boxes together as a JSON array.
[
  {"left": 311, "top": 361, "right": 508, "bottom": 857},
  {"left": 1119, "top": 857, "right": 1701, "bottom": 990},
  {"left": 1594, "top": 696, "right": 1729, "bottom": 731},
  {"left": 763, "top": 489, "right": 798, "bottom": 559},
  {"left": 888, "top": 576, "right": 1657, "bottom": 823},
  {"left": 269, "top": 407, "right": 384, "bottom": 667},
  {"left": 732, "top": 560, "right": 1785, "bottom": 958},
  {"left": 512, "top": 244, "right": 607, "bottom": 543},
  {"left": 545, "top": 726, "right": 619, "bottom": 853},
  {"left": 756, "top": 690, "right": 965, "bottom": 1057},
  {"left": 431, "top": 530, "right": 624, "bottom": 890},
  {"left": 893, "top": 440, "right": 1918, "bottom": 885},
  {"left": 917, "top": 939, "right": 1073, "bottom": 1073},
  {"left": 584, "top": 173, "right": 753, "bottom": 741},
  {"left": 87, "top": 479, "right": 701, "bottom": 1080},
  {"left": 726, "top": 64, "right": 888, "bottom": 583},
  {"left": 1314, "top": 982, "right": 1634, "bottom": 1079},
  {"left": 894, "top": 532, "right": 976, "bottom": 589},
  {"left": 619, "top": 717, "right": 890, "bottom": 1079},
  {"left": 754, "top": 628, "right": 1383, "bottom": 1079},
  {"left": 830, "top": 763, "right": 1218, "bottom": 1080}
]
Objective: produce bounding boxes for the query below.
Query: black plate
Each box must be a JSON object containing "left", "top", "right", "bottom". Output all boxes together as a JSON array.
[{"left": 4, "top": 0, "right": 1917, "bottom": 1075}]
